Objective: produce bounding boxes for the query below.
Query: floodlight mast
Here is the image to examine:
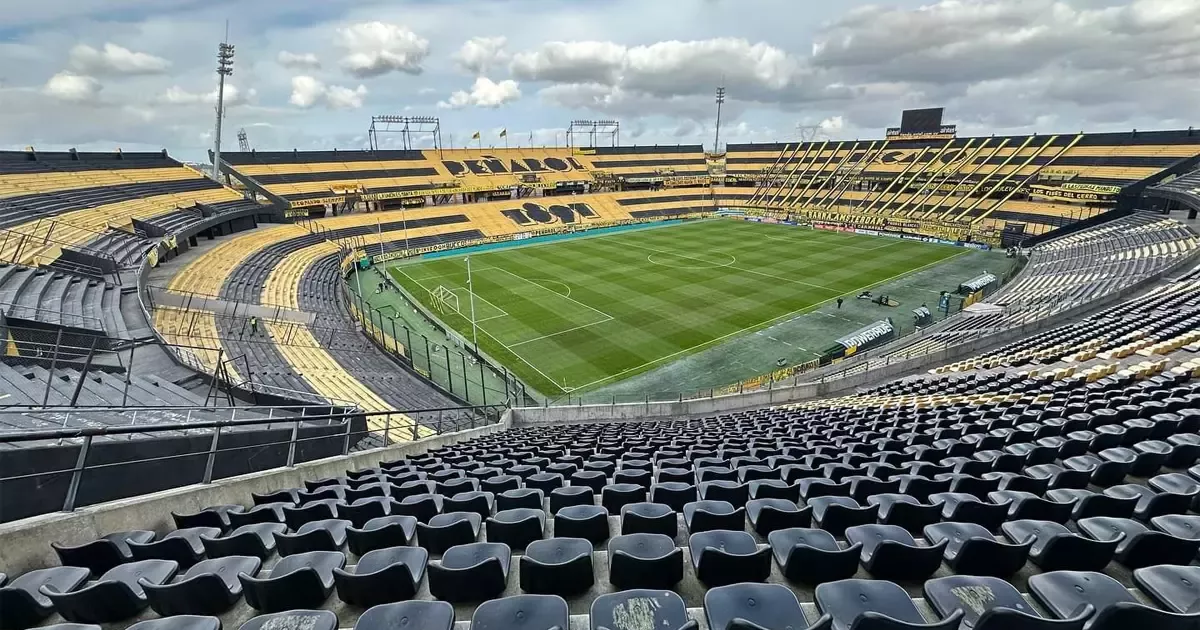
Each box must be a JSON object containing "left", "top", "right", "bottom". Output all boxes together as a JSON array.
[
  {"left": 368, "top": 115, "right": 442, "bottom": 156},
  {"left": 714, "top": 86, "right": 726, "bottom": 153},
  {"left": 211, "top": 24, "right": 235, "bottom": 183}
]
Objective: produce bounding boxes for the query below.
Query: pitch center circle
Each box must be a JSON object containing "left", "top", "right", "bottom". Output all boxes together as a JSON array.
[{"left": 646, "top": 252, "right": 737, "bottom": 270}]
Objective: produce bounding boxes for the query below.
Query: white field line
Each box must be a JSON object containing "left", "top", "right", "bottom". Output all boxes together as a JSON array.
[
  {"left": 567, "top": 248, "right": 969, "bottom": 392},
  {"left": 507, "top": 318, "right": 615, "bottom": 348},
  {"left": 484, "top": 266, "right": 616, "bottom": 322},
  {"left": 397, "top": 266, "right": 564, "bottom": 392}
]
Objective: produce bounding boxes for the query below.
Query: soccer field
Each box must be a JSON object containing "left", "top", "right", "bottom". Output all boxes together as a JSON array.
[{"left": 387, "top": 219, "right": 965, "bottom": 397}]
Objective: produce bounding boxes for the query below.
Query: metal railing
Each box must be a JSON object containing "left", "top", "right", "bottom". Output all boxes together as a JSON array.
[{"left": 0, "top": 404, "right": 508, "bottom": 517}]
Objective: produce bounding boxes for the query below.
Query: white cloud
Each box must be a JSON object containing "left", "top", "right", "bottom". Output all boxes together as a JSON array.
[
  {"left": 290, "top": 76, "right": 367, "bottom": 110},
  {"left": 818, "top": 116, "right": 845, "bottom": 133},
  {"left": 43, "top": 72, "right": 102, "bottom": 103},
  {"left": 277, "top": 51, "right": 321, "bottom": 69},
  {"left": 454, "top": 36, "right": 510, "bottom": 75},
  {"left": 159, "top": 84, "right": 255, "bottom": 107},
  {"left": 510, "top": 41, "right": 626, "bottom": 84},
  {"left": 438, "top": 77, "right": 522, "bottom": 109},
  {"left": 68, "top": 43, "right": 170, "bottom": 76},
  {"left": 337, "top": 22, "right": 430, "bottom": 78}
]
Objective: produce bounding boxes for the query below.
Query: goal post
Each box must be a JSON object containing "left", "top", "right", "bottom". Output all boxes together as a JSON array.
[{"left": 429, "top": 285, "right": 460, "bottom": 314}]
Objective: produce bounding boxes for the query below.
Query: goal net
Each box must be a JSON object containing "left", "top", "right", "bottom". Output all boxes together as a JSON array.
[{"left": 429, "top": 285, "right": 460, "bottom": 314}]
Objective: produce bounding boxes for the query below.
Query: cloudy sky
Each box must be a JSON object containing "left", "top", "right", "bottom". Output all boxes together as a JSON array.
[{"left": 1, "top": 0, "right": 1197, "bottom": 162}]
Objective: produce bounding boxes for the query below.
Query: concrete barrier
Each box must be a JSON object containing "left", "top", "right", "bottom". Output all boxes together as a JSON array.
[{"left": 0, "top": 414, "right": 511, "bottom": 574}]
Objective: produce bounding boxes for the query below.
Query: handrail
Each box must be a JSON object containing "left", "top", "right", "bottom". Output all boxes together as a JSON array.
[{"left": 0, "top": 404, "right": 505, "bottom": 443}]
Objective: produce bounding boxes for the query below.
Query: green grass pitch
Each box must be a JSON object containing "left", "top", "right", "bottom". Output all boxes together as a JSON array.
[{"left": 387, "top": 219, "right": 965, "bottom": 397}]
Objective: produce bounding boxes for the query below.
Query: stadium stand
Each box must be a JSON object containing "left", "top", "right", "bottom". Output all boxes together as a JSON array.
[
  {"left": 8, "top": 335, "right": 1200, "bottom": 630},
  {"left": 724, "top": 130, "right": 1200, "bottom": 244},
  {"left": 837, "top": 212, "right": 1200, "bottom": 367},
  {"left": 0, "top": 263, "right": 125, "bottom": 334},
  {"left": 218, "top": 146, "right": 709, "bottom": 214},
  {"left": 146, "top": 187, "right": 715, "bottom": 415}
]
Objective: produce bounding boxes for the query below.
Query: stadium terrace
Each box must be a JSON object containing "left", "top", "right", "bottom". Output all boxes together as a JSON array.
[{"left": 4, "top": 85, "right": 1200, "bottom": 630}]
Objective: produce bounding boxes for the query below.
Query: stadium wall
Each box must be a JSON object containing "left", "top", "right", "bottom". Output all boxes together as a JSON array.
[{"left": 0, "top": 413, "right": 511, "bottom": 574}]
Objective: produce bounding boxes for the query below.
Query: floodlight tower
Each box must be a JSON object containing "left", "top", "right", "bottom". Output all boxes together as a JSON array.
[
  {"left": 211, "top": 27, "right": 235, "bottom": 182},
  {"left": 714, "top": 85, "right": 726, "bottom": 153}
]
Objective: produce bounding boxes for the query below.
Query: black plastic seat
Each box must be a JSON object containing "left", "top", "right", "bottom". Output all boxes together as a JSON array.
[
  {"left": 651, "top": 482, "right": 698, "bottom": 512},
  {"left": 240, "top": 610, "right": 337, "bottom": 630},
  {"left": 0, "top": 566, "right": 90, "bottom": 630},
  {"left": 1029, "top": 570, "right": 1200, "bottom": 630},
  {"left": 487, "top": 508, "right": 546, "bottom": 550},
  {"left": 815, "top": 578, "right": 963, "bottom": 630},
  {"left": 924, "top": 575, "right": 1089, "bottom": 630},
  {"left": 339, "top": 497, "right": 390, "bottom": 529},
  {"left": 282, "top": 503, "right": 336, "bottom": 531},
  {"left": 126, "top": 615, "right": 221, "bottom": 630},
  {"left": 443, "top": 490, "right": 494, "bottom": 520},
  {"left": 989, "top": 490, "right": 1075, "bottom": 523},
  {"left": 689, "top": 530, "right": 771, "bottom": 587},
  {"left": 480, "top": 474, "right": 522, "bottom": 494},
  {"left": 172, "top": 505, "right": 244, "bottom": 531},
  {"left": 553, "top": 505, "right": 610, "bottom": 544},
  {"left": 435, "top": 477, "right": 477, "bottom": 497},
  {"left": 608, "top": 533, "right": 683, "bottom": 589},
  {"left": 392, "top": 493, "right": 443, "bottom": 523},
  {"left": 930, "top": 492, "right": 1010, "bottom": 532},
  {"left": 141, "top": 555, "right": 260, "bottom": 617},
  {"left": 239, "top": 550, "right": 344, "bottom": 613},
  {"left": 1063, "top": 451, "right": 1132, "bottom": 487},
  {"left": 471, "top": 594, "right": 568, "bottom": 630},
  {"left": 1076, "top": 516, "right": 1200, "bottom": 569},
  {"left": 1132, "top": 565, "right": 1200, "bottom": 614},
  {"left": 251, "top": 489, "right": 298, "bottom": 506},
  {"left": 1151, "top": 513, "right": 1200, "bottom": 541},
  {"left": 495, "top": 489, "right": 543, "bottom": 514},
  {"left": 684, "top": 500, "right": 745, "bottom": 533},
  {"left": 1045, "top": 488, "right": 1136, "bottom": 521},
  {"left": 127, "top": 527, "right": 220, "bottom": 570},
  {"left": 333, "top": 546, "right": 428, "bottom": 607},
  {"left": 601, "top": 483, "right": 647, "bottom": 513},
  {"left": 1000, "top": 520, "right": 1120, "bottom": 572},
  {"left": 417, "top": 512, "right": 482, "bottom": 555},
  {"left": 346, "top": 515, "right": 418, "bottom": 556},
  {"left": 810, "top": 496, "right": 875, "bottom": 537},
  {"left": 548, "top": 486, "right": 592, "bottom": 513},
  {"left": 621, "top": 502, "right": 678, "bottom": 537},
  {"left": 1025, "top": 464, "right": 1091, "bottom": 490},
  {"left": 1105, "top": 483, "right": 1194, "bottom": 521},
  {"left": 590, "top": 590, "right": 697, "bottom": 630},
  {"left": 275, "top": 519, "right": 350, "bottom": 556},
  {"left": 749, "top": 479, "right": 801, "bottom": 502},
  {"left": 747, "top": 498, "right": 810, "bottom": 536},
  {"left": 845, "top": 524, "right": 945, "bottom": 582},
  {"left": 768, "top": 527, "right": 860, "bottom": 586},
  {"left": 200, "top": 523, "right": 284, "bottom": 560},
  {"left": 353, "top": 601, "right": 453, "bottom": 630},
  {"left": 705, "top": 582, "right": 832, "bottom": 630},
  {"left": 51, "top": 531, "right": 155, "bottom": 577},
  {"left": 923, "top": 522, "right": 1031, "bottom": 577},
  {"left": 227, "top": 503, "right": 285, "bottom": 528},
  {"left": 700, "top": 481, "right": 750, "bottom": 508},
  {"left": 389, "top": 481, "right": 436, "bottom": 503},
  {"left": 427, "top": 542, "right": 511, "bottom": 603},
  {"left": 520, "top": 538, "right": 594, "bottom": 596},
  {"left": 41, "top": 559, "right": 178, "bottom": 624},
  {"left": 569, "top": 471, "right": 607, "bottom": 494},
  {"left": 868, "top": 494, "right": 942, "bottom": 534},
  {"left": 896, "top": 474, "right": 952, "bottom": 501}
]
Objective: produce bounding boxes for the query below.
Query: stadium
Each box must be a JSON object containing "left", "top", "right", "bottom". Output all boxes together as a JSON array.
[{"left": 5, "top": 3, "right": 1200, "bottom": 630}]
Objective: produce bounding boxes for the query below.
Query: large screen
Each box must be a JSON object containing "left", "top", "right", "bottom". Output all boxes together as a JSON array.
[{"left": 900, "top": 108, "right": 945, "bottom": 135}]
